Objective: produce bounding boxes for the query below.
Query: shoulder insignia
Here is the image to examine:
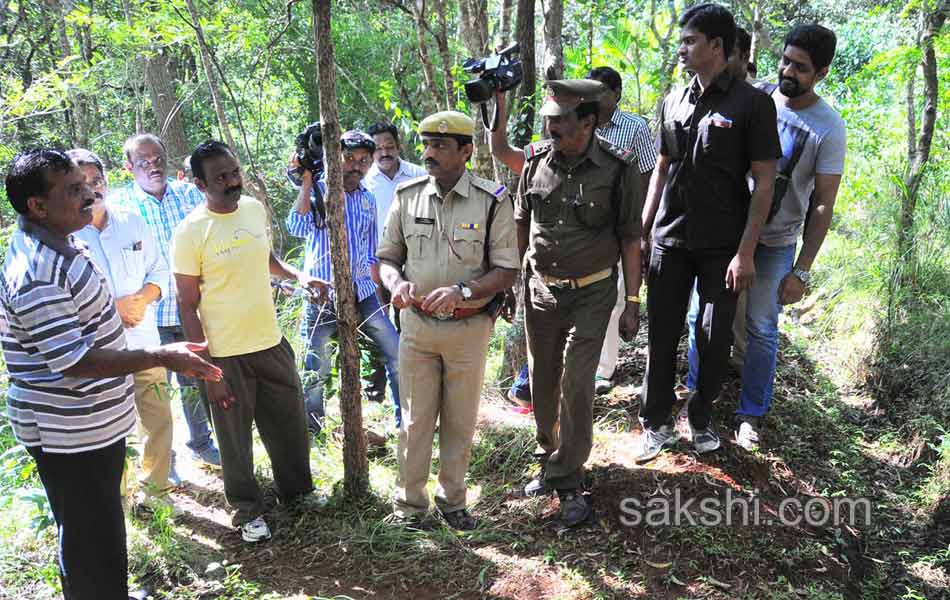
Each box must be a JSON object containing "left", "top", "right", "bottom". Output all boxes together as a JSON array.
[
  {"left": 471, "top": 176, "right": 508, "bottom": 202},
  {"left": 523, "top": 139, "right": 554, "bottom": 162},
  {"left": 598, "top": 138, "right": 638, "bottom": 166},
  {"left": 394, "top": 174, "right": 429, "bottom": 194}
]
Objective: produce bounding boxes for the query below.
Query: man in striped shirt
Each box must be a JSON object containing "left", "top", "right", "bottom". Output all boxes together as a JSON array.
[
  {"left": 111, "top": 133, "right": 221, "bottom": 468},
  {"left": 287, "top": 130, "right": 401, "bottom": 434},
  {"left": 1, "top": 149, "right": 221, "bottom": 600},
  {"left": 587, "top": 66, "right": 657, "bottom": 395}
]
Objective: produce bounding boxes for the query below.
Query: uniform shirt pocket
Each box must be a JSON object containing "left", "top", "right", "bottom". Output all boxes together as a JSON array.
[
  {"left": 405, "top": 221, "right": 434, "bottom": 260},
  {"left": 572, "top": 182, "right": 613, "bottom": 229},
  {"left": 120, "top": 244, "right": 145, "bottom": 280},
  {"left": 451, "top": 225, "right": 485, "bottom": 267},
  {"left": 526, "top": 186, "right": 558, "bottom": 224}
]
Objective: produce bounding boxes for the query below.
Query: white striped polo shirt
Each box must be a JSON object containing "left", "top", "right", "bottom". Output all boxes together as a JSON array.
[{"left": 0, "top": 218, "right": 135, "bottom": 454}]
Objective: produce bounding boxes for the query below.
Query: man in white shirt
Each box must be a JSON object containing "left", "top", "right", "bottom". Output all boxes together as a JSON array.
[
  {"left": 69, "top": 149, "right": 177, "bottom": 500},
  {"left": 363, "top": 122, "right": 426, "bottom": 402}
]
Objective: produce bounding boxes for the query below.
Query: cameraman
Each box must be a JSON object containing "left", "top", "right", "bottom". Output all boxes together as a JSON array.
[{"left": 286, "top": 131, "right": 401, "bottom": 435}]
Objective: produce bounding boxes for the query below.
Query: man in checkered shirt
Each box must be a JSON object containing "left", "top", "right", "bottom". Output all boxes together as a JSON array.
[
  {"left": 587, "top": 66, "right": 657, "bottom": 395},
  {"left": 111, "top": 133, "right": 222, "bottom": 470}
]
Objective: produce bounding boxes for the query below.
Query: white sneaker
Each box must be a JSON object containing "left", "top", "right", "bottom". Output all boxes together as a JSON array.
[
  {"left": 240, "top": 516, "right": 272, "bottom": 543},
  {"left": 735, "top": 421, "right": 761, "bottom": 451}
]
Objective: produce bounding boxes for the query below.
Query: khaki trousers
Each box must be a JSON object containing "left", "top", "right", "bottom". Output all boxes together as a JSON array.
[
  {"left": 525, "top": 271, "right": 616, "bottom": 490},
  {"left": 133, "top": 367, "right": 174, "bottom": 494},
  {"left": 394, "top": 308, "right": 493, "bottom": 516}
]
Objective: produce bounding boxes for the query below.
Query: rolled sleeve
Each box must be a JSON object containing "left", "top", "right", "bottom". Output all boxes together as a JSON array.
[
  {"left": 632, "top": 118, "right": 658, "bottom": 173},
  {"left": 513, "top": 171, "right": 532, "bottom": 225},
  {"left": 285, "top": 210, "right": 314, "bottom": 238},
  {"left": 614, "top": 163, "right": 643, "bottom": 241},
  {"left": 11, "top": 287, "right": 90, "bottom": 373},
  {"left": 488, "top": 196, "right": 520, "bottom": 270},
  {"left": 376, "top": 194, "right": 407, "bottom": 267}
]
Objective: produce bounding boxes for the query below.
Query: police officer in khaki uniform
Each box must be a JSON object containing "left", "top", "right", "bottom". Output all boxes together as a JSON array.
[
  {"left": 516, "top": 80, "right": 643, "bottom": 526},
  {"left": 377, "top": 111, "right": 518, "bottom": 530}
]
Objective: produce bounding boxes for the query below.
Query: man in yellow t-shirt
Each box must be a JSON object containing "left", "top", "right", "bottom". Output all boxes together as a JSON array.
[{"left": 172, "top": 140, "right": 329, "bottom": 543}]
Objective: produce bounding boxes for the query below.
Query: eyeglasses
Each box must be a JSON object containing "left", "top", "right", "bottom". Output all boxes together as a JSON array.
[
  {"left": 342, "top": 154, "right": 373, "bottom": 167},
  {"left": 133, "top": 156, "right": 166, "bottom": 170}
]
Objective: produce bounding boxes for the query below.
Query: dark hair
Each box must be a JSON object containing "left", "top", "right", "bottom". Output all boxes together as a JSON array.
[
  {"left": 5, "top": 149, "right": 74, "bottom": 215},
  {"left": 784, "top": 24, "right": 837, "bottom": 71},
  {"left": 66, "top": 148, "right": 105, "bottom": 177},
  {"left": 367, "top": 121, "right": 400, "bottom": 143},
  {"left": 679, "top": 3, "right": 736, "bottom": 60},
  {"left": 123, "top": 133, "right": 167, "bottom": 162},
  {"left": 190, "top": 140, "right": 235, "bottom": 182},
  {"left": 735, "top": 26, "right": 752, "bottom": 56},
  {"left": 587, "top": 66, "right": 622, "bottom": 94},
  {"left": 747, "top": 61, "right": 758, "bottom": 77},
  {"left": 576, "top": 100, "right": 600, "bottom": 122}
]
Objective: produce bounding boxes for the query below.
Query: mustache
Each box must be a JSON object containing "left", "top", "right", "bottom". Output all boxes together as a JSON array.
[
  {"left": 225, "top": 185, "right": 242, "bottom": 195},
  {"left": 344, "top": 170, "right": 362, "bottom": 178},
  {"left": 424, "top": 159, "right": 439, "bottom": 167},
  {"left": 93, "top": 192, "right": 104, "bottom": 201}
]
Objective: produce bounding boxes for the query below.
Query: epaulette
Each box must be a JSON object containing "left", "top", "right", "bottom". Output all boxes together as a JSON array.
[
  {"left": 598, "top": 137, "right": 638, "bottom": 166},
  {"left": 523, "top": 139, "right": 554, "bottom": 162},
  {"left": 394, "top": 174, "right": 429, "bottom": 194},
  {"left": 471, "top": 175, "right": 508, "bottom": 202}
]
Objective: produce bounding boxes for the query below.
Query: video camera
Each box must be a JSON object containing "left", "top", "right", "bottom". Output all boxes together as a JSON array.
[
  {"left": 462, "top": 43, "right": 523, "bottom": 130},
  {"left": 295, "top": 121, "right": 324, "bottom": 175}
]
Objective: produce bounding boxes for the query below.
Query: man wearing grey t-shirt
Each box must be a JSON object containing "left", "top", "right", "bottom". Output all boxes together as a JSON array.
[{"left": 685, "top": 24, "right": 846, "bottom": 450}]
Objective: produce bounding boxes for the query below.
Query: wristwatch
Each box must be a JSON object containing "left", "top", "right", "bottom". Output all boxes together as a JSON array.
[
  {"left": 792, "top": 267, "right": 811, "bottom": 285},
  {"left": 457, "top": 282, "right": 473, "bottom": 300}
]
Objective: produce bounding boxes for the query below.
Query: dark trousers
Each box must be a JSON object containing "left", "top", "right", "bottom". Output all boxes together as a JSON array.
[
  {"left": 641, "top": 243, "right": 738, "bottom": 431},
  {"left": 208, "top": 338, "right": 314, "bottom": 526},
  {"left": 28, "top": 439, "right": 128, "bottom": 600},
  {"left": 525, "top": 270, "right": 616, "bottom": 490}
]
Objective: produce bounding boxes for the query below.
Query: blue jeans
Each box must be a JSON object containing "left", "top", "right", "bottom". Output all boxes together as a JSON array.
[
  {"left": 302, "top": 294, "right": 401, "bottom": 428},
  {"left": 686, "top": 243, "right": 796, "bottom": 418},
  {"left": 158, "top": 325, "right": 215, "bottom": 453},
  {"left": 511, "top": 363, "right": 531, "bottom": 403}
]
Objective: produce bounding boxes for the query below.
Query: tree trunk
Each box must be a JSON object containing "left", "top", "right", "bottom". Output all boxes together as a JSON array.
[
  {"left": 144, "top": 50, "right": 190, "bottom": 164},
  {"left": 459, "top": 0, "right": 493, "bottom": 177},
  {"left": 312, "top": 0, "right": 369, "bottom": 499},
  {"left": 499, "top": 0, "right": 514, "bottom": 46},
  {"left": 513, "top": 0, "right": 536, "bottom": 149},
  {"left": 432, "top": 0, "right": 455, "bottom": 110},
  {"left": 183, "top": 0, "right": 235, "bottom": 149},
  {"left": 542, "top": 0, "right": 564, "bottom": 80},
  {"left": 648, "top": 0, "right": 678, "bottom": 121},
  {"left": 411, "top": 0, "right": 443, "bottom": 111},
  {"left": 897, "top": 3, "right": 946, "bottom": 286}
]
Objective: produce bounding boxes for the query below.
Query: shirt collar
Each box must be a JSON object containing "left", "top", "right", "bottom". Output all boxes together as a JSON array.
[
  {"left": 688, "top": 69, "right": 734, "bottom": 101},
  {"left": 131, "top": 178, "right": 175, "bottom": 203},
  {"left": 425, "top": 170, "right": 471, "bottom": 201},
  {"left": 18, "top": 216, "right": 80, "bottom": 258},
  {"left": 552, "top": 134, "right": 607, "bottom": 170}
]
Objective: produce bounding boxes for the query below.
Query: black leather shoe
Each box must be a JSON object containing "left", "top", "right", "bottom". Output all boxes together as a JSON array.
[
  {"left": 557, "top": 490, "right": 591, "bottom": 527},
  {"left": 439, "top": 508, "right": 477, "bottom": 531}
]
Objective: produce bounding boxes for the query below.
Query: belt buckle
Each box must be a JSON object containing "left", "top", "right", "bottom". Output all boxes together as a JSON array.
[
  {"left": 542, "top": 274, "right": 568, "bottom": 288},
  {"left": 432, "top": 311, "right": 454, "bottom": 321}
]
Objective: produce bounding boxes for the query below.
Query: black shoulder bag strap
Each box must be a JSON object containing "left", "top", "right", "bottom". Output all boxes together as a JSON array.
[{"left": 758, "top": 82, "right": 810, "bottom": 224}]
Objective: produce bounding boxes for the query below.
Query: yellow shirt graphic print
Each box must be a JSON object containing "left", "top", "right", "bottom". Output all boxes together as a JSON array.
[{"left": 171, "top": 197, "right": 281, "bottom": 358}]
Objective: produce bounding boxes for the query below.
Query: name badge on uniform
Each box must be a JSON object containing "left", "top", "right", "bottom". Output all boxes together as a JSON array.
[
  {"left": 415, "top": 217, "right": 435, "bottom": 225},
  {"left": 457, "top": 223, "right": 479, "bottom": 230}
]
